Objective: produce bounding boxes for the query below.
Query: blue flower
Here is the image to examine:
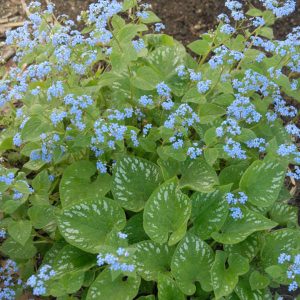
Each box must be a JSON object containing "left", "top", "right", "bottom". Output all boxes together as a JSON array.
[
  {"left": 132, "top": 39, "right": 145, "bottom": 52},
  {"left": 139, "top": 95, "right": 153, "bottom": 107},
  {"left": 197, "top": 80, "right": 212, "bottom": 94},
  {"left": 154, "top": 23, "right": 165, "bottom": 32},
  {"left": 220, "top": 24, "right": 235, "bottom": 34},
  {"left": 246, "top": 138, "right": 266, "bottom": 152},
  {"left": 156, "top": 82, "right": 171, "bottom": 97},
  {"left": 224, "top": 138, "right": 247, "bottom": 159},
  {"left": 13, "top": 133, "right": 22, "bottom": 147}
]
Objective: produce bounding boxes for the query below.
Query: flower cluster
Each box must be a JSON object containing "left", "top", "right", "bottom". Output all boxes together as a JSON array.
[
  {"left": 26, "top": 265, "right": 56, "bottom": 296},
  {"left": 226, "top": 192, "right": 248, "bottom": 219},
  {"left": 97, "top": 248, "right": 135, "bottom": 273},
  {"left": 0, "top": 260, "right": 22, "bottom": 300},
  {"left": 278, "top": 253, "right": 300, "bottom": 292}
]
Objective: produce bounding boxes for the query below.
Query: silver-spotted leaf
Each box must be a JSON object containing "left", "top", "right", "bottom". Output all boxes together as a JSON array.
[
  {"left": 191, "top": 190, "right": 228, "bottom": 240},
  {"left": 8, "top": 220, "right": 31, "bottom": 246},
  {"left": 112, "top": 156, "right": 163, "bottom": 212},
  {"left": 261, "top": 229, "right": 300, "bottom": 268},
  {"left": 224, "top": 233, "right": 260, "bottom": 262},
  {"left": 239, "top": 159, "right": 286, "bottom": 207},
  {"left": 87, "top": 269, "right": 140, "bottom": 300},
  {"left": 157, "top": 273, "right": 185, "bottom": 300},
  {"left": 234, "top": 277, "right": 272, "bottom": 300},
  {"left": 134, "top": 240, "right": 174, "bottom": 281},
  {"left": 180, "top": 158, "right": 219, "bottom": 192},
  {"left": 57, "top": 197, "right": 126, "bottom": 253},
  {"left": 60, "top": 160, "right": 111, "bottom": 207},
  {"left": 143, "top": 179, "right": 191, "bottom": 245},
  {"left": 211, "top": 208, "right": 277, "bottom": 244},
  {"left": 171, "top": 234, "right": 214, "bottom": 295},
  {"left": 211, "top": 251, "right": 249, "bottom": 299}
]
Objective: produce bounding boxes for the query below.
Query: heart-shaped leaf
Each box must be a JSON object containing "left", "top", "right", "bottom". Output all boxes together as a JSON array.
[
  {"left": 87, "top": 269, "right": 141, "bottom": 300},
  {"left": 134, "top": 240, "right": 174, "bottom": 281},
  {"left": 239, "top": 158, "right": 286, "bottom": 207},
  {"left": 180, "top": 158, "right": 219, "bottom": 192},
  {"left": 157, "top": 273, "right": 185, "bottom": 300},
  {"left": 143, "top": 178, "right": 191, "bottom": 245},
  {"left": 8, "top": 220, "right": 32, "bottom": 246},
  {"left": 60, "top": 160, "right": 112, "bottom": 207},
  {"left": 224, "top": 233, "right": 260, "bottom": 262},
  {"left": 261, "top": 228, "right": 300, "bottom": 268},
  {"left": 212, "top": 208, "right": 277, "bottom": 244},
  {"left": 211, "top": 251, "right": 249, "bottom": 299},
  {"left": 191, "top": 190, "right": 228, "bottom": 240},
  {"left": 57, "top": 197, "right": 126, "bottom": 253},
  {"left": 171, "top": 233, "right": 214, "bottom": 295},
  {"left": 112, "top": 156, "right": 163, "bottom": 212}
]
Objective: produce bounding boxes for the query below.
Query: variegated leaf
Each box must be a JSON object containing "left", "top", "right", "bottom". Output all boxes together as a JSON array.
[
  {"left": 211, "top": 208, "right": 277, "bottom": 244},
  {"left": 57, "top": 197, "right": 126, "bottom": 253},
  {"left": 239, "top": 158, "right": 286, "bottom": 207},
  {"left": 180, "top": 158, "right": 219, "bottom": 192},
  {"left": 191, "top": 190, "right": 228, "bottom": 240},
  {"left": 261, "top": 228, "right": 300, "bottom": 268},
  {"left": 87, "top": 269, "right": 140, "bottom": 300},
  {"left": 143, "top": 178, "right": 191, "bottom": 245},
  {"left": 171, "top": 234, "right": 214, "bottom": 295},
  {"left": 112, "top": 156, "right": 163, "bottom": 212},
  {"left": 211, "top": 251, "right": 249, "bottom": 299},
  {"left": 157, "top": 273, "right": 185, "bottom": 300},
  {"left": 60, "top": 160, "right": 112, "bottom": 207},
  {"left": 134, "top": 240, "right": 175, "bottom": 281}
]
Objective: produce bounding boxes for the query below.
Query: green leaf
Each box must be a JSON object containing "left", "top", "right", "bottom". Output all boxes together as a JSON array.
[
  {"left": 143, "top": 178, "right": 191, "bottom": 245},
  {"left": 191, "top": 190, "right": 228, "bottom": 240},
  {"left": 182, "top": 86, "right": 206, "bottom": 104},
  {"left": 28, "top": 205, "right": 56, "bottom": 230},
  {"left": 140, "top": 11, "right": 161, "bottom": 24},
  {"left": 246, "top": 8, "right": 263, "bottom": 17},
  {"left": 219, "top": 161, "right": 249, "bottom": 190},
  {"left": 0, "top": 237, "right": 36, "bottom": 260},
  {"left": 147, "top": 46, "right": 186, "bottom": 80},
  {"left": 87, "top": 269, "right": 141, "bottom": 300},
  {"left": 180, "top": 158, "right": 219, "bottom": 192},
  {"left": 258, "top": 27, "right": 274, "bottom": 39},
  {"left": 132, "top": 66, "right": 162, "bottom": 90},
  {"left": 224, "top": 233, "right": 260, "bottom": 262},
  {"left": 187, "top": 40, "right": 210, "bottom": 56},
  {"left": 157, "top": 273, "right": 185, "bottom": 300},
  {"left": 269, "top": 202, "right": 298, "bottom": 226},
  {"left": 47, "top": 271, "right": 85, "bottom": 297},
  {"left": 211, "top": 251, "right": 249, "bottom": 299},
  {"left": 134, "top": 240, "right": 174, "bottom": 281},
  {"left": 239, "top": 158, "right": 286, "bottom": 207},
  {"left": 261, "top": 229, "right": 300, "bottom": 268},
  {"left": 21, "top": 116, "right": 51, "bottom": 142},
  {"left": 122, "top": 0, "right": 137, "bottom": 10},
  {"left": 249, "top": 271, "right": 270, "bottom": 290},
  {"left": 8, "top": 220, "right": 32, "bottom": 246},
  {"left": 211, "top": 208, "right": 277, "bottom": 244},
  {"left": 112, "top": 156, "right": 162, "bottom": 212},
  {"left": 235, "top": 277, "right": 272, "bottom": 300},
  {"left": 157, "top": 158, "right": 180, "bottom": 181},
  {"left": 60, "top": 160, "right": 112, "bottom": 207},
  {"left": 171, "top": 233, "right": 214, "bottom": 294},
  {"left": 123, "top": 213, "right": 149, "bottom": 244},
  {"left": 57, "top": 197, "right": 126, "bottom": 253},
  {"left": 198, "top": 104, "right": 226, "bottom": 124}
]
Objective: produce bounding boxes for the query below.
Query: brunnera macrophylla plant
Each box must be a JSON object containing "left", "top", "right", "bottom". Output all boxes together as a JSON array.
[{"left": 1, "top": 0, "right": 300, "bottom": 299}]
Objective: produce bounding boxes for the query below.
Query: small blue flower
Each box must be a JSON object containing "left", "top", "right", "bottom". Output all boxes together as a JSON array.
[{"left": 154, "top": 23, "right": 165, "bottom": 32}]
